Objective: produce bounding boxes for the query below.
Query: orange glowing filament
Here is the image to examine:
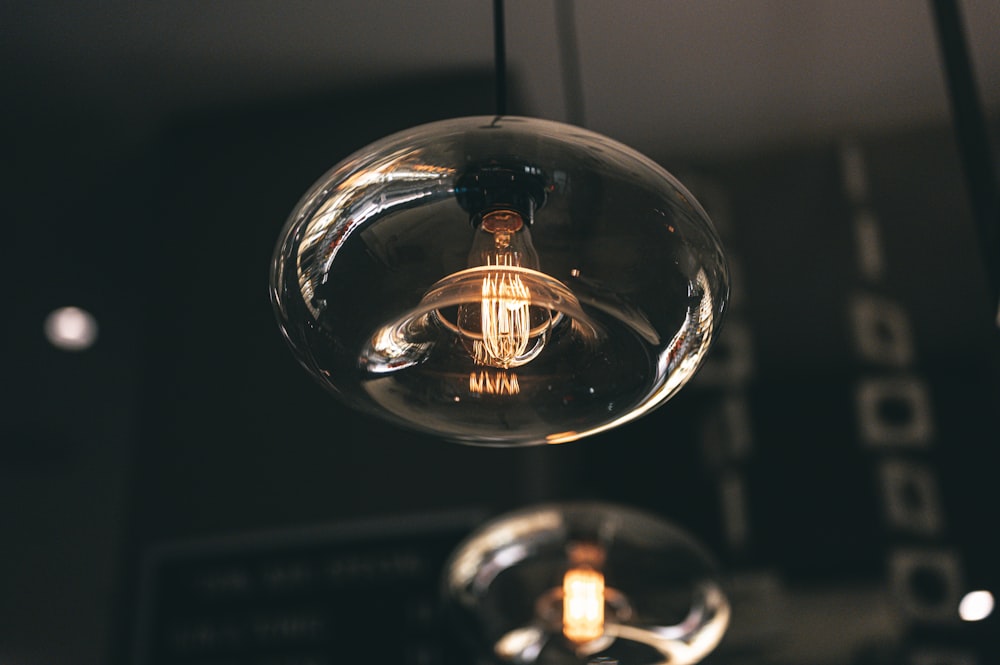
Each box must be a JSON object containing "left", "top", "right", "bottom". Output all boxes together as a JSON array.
[
  {"left": 475, "top": 255, "right": 532, "bottom": 368},
  {"left": 562, "top": 567, "right": 605, "bottom": 643}
]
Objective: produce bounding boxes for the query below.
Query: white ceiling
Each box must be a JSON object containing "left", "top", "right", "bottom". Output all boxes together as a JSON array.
[{"left": 3, "top": 0, "right": 999, "bottom": 159}]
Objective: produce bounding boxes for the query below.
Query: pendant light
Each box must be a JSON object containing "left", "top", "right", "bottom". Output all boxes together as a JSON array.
[
  {"left": 269, "top": 5, "right": 729, "bottom": 447},
  {"left": 442, "top": 502, "right": 730, "bottom": 665}
]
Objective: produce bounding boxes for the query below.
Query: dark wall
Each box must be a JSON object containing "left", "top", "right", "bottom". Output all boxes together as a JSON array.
[
  {"left": 3, "top": 65, "right": 999, "bottom": 665},
  {"left": 121, "top": 72, "right": 1000, "bottom": 664}
]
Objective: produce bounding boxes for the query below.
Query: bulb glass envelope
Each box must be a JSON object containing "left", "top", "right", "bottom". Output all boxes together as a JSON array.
[
  {"left": 270, "top": 116, "right": 729, "bottom": 446},
  {"left": 442, "top": 502, "right": 730, "bottom": 665}
]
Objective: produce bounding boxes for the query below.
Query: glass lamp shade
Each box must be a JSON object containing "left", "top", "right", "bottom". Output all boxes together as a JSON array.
[
  {"left": 270, "top": 116, "right": 729, "bottom": 446},
  {"left": 442, "top": 502, "right": 730, "bottom": 665}
]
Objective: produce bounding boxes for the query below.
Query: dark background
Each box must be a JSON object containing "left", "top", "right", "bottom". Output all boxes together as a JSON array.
[{"left": 2, "top": 2, "right": 999, "bottom": 664}]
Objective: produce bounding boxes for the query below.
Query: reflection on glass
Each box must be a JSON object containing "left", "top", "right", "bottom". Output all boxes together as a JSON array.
[{"left": 469, "top": 370, "right": 520, "bottom": 396}]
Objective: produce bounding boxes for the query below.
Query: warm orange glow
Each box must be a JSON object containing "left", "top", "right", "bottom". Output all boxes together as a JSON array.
[
  {"left": 475, "top": 256, "right": 533, "bottom": 368},
  {"left": 563, "top": 567, "right": 605, "bottom": 643}
]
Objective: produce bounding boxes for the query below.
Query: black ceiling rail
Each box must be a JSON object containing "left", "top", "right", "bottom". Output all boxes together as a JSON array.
[{"left": 931, "top": 0, "right": 1000, "bottom": 324}]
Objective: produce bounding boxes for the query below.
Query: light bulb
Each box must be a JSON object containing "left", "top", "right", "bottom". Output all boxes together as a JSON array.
[
  {"left": 443, "top": 502, "right": 730, "bottom": 665},
  {"left": 460, "top": 210, "right": 544, "bottom": 369},
  {"left": 563, "top": 563, "right": 606, "bottom": 643},
  {"left": 270, "top": 116, "right": 729, "bottom": 445}
]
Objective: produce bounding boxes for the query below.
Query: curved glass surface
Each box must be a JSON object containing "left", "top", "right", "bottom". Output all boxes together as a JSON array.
[
  {"left": 442, "top": 502, "right": 730, "bottom": 665},
  {"left": 270, "top": 116, "right": 729, "bottom": 445}
]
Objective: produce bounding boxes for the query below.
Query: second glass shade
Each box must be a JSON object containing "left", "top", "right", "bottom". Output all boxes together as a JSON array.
[
  {"left": 270, "top": 116, "right": 729, "bottom": 446},
  {"left": 442, "top": 502, "right": 730, "bottom": 665}
]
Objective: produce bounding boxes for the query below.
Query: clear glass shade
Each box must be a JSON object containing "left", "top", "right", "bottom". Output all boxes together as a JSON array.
[
  {"left": 442, "top": 502, "right": 730, "bottom": 665},
  {"left": 270, "top": 116, "right": 729, "bottom": 446}
]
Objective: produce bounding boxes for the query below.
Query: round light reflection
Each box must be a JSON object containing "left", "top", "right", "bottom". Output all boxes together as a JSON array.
[
  {"left": 958, "top": 590, "right": 994, "bottom": 622},
  {"left": 44, "top": 306, "right": 98, "bottom": 351}
]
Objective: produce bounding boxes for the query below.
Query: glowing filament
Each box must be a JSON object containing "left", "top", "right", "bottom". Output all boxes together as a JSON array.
[
  {"left": 563, "top": 567, "right": 605, "bottom": 643},
  {"left": 477, "top": 257, "right": 532, "bottom": 368},
  {"left": 469, "top": 370, "right": 521, "bottom": 395}
]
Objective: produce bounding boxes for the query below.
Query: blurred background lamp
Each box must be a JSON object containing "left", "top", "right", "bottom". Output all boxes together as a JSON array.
[
  {"left": 958, "top": 589, "right": 994, "bottom": 621},
  {"left": 442, "top": 502, "right": 730, "bottom": 665},
  {"left": 270, "top": 116, "right": 729, "bottom": 446},
  {"left": 44, "top": 306, "right": 98, "bottom": 351}
]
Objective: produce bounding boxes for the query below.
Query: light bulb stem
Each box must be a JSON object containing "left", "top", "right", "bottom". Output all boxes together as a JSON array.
[{"left": 481, "top": 209, "right": 524, "bottom": 244}]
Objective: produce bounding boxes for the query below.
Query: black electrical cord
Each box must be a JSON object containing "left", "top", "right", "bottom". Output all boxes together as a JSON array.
[
  {"left": 494, "top": 0, "right": 587, "bottom": 126},
  {"left": 555, "top": 0, "right": 587, "bottom": 127},
  {"left": 930, "top": 0, "right": 1000, "bottom": 321},
  {"left": 493, "top": 0, "right": 507, "bottom": 116}
]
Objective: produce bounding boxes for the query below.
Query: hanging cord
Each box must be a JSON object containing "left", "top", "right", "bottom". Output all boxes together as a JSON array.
[
  {"left": 494, "top": 0, "right": 508, "bottom": 116},
  {"left": 555, "top": 0, "right": 587, "bottom": 127},
  {"left": 930, "top": 0, "right": 1000, "bottom": 323}
]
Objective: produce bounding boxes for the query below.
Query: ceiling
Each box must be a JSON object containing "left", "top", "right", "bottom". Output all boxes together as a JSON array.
[{"left": 3, "top": 0, "right": 999, "bottom": 159}]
